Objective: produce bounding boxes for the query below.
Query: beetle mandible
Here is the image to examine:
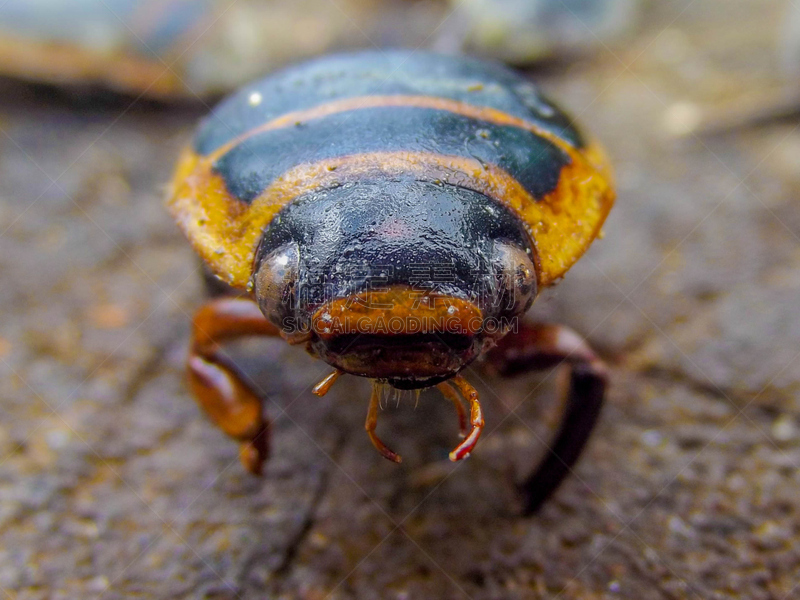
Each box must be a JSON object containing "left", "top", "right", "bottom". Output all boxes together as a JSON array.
[{"left": 167, "top": 51, "right": 615, "bottom": 513}]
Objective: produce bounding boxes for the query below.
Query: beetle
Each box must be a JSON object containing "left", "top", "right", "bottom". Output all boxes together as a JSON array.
[{"left": 166, "top": 51, "right": 615, "bottom": 513}]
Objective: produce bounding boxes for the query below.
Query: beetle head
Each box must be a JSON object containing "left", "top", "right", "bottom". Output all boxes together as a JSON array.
[{"left": 253, "top": 180, "right": 537, "bottom": 388}]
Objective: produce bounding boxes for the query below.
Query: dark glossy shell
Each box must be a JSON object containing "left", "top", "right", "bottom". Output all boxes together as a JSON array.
[{"left": 167, "top": 51, "right": 614, "bottom": 288}]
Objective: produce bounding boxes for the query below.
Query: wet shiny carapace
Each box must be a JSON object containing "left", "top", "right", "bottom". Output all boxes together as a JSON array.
[{"left": 167, "top": 51, "right": 614, "bottom": 514}]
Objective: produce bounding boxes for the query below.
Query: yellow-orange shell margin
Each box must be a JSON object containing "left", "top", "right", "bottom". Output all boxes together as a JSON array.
[{"left": 166, "top": 138, "right": 614, "bottom": 290}]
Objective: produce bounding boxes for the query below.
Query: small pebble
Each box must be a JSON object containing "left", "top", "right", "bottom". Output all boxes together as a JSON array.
[
  {"left": 771, "top": 414, "right": 796, "bottom": 442},
  {"left": 45, "top": 428, "right": 71, "bottom": 451},
  {"left": 641, "top": 429, "right": 663, "bottom": 447},
  {"left": 89, "top": 304, "right": 130, "bottom": 329},
  {"left": 87, "top": 575, "right": 110, "bottom": 593},
  {"left": 663, "top": 102, "right": 703, "bottom": 137}
]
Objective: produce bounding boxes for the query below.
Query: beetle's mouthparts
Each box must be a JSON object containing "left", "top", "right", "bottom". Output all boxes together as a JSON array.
[
  {"left": 306, "top": 285, "right": 487, "bottom": 382},
  {"left": 311, "top": 370, "right": 484, "bottom": 463}
]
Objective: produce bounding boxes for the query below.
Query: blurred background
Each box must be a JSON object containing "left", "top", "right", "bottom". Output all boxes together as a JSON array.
[{"left": 1, "top": 0, "right": 799, "bottom": 598}]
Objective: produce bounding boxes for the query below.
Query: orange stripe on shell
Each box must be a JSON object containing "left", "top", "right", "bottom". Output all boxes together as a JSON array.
[
  {"left": 166, "top": 148, "right": 614, "bottom": 290},
  {"left": 206, "top": 94, "right": 598, "bottom": 168}
]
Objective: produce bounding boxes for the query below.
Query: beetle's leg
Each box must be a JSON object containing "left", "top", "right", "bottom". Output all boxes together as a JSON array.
[
  {"left": 447, "top": 376, "right": 484, "bottom": 461},
  {"left": 485, "top": 322, "right": 607, "bottom": 515},
  {"left": 365, "top": 382, "right": 402, "bottom": 463},
  {"left": 189, "top": 297, "right": 280, "bottom": 475},
  {"left": 436, "top": 381, "right": 468, "bottom": 437}
]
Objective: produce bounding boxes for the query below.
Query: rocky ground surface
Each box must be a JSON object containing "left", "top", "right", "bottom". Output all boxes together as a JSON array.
[{"left": 1, "top": 0, "right": 799, "bottom": 598}]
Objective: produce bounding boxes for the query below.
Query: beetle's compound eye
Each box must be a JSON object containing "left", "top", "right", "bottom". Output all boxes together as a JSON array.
[
  {"left": 254, "top": 243, "right": 300, "bottom": 329},
  {"left": 493, "top": 242, "right": 537, "bottom": 317}
]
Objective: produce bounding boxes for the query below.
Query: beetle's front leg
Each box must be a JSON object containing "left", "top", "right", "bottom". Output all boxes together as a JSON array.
[
  {"left": 188, "top": 297, "right": 280, "bottom": 475},
  {"left": 485, "top": 322, "right": 607, "bottom": 515}
]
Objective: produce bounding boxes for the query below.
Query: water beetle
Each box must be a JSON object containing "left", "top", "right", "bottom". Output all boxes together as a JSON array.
[{"left": 167, "top": 51, "right": 615, "bottom": 513}]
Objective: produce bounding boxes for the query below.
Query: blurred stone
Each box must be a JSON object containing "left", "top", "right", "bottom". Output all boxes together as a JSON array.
[
  {"left": 0, "top": 0, "right": 446, "bottom": 99},
  {"left": 441, "top": 0, "right": 642, "bottom": 64},
  {"left": 781, "top": 0, "right": 800, "bottom": 77}
]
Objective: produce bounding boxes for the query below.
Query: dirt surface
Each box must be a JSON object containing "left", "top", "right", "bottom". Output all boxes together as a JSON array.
[{"left": 1, "top": 1, "right": 800, "bottom": 598}]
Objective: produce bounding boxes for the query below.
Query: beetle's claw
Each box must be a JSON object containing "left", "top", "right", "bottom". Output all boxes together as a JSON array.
[
  {"left": 365, "top": 382, "right": 403, "bottom": 463},
  {"left": 446, "top": 376, "right": 484, "bottom": 462},
  {"left": 367, "top": 431, "right": 403, "bottom": 463}
]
